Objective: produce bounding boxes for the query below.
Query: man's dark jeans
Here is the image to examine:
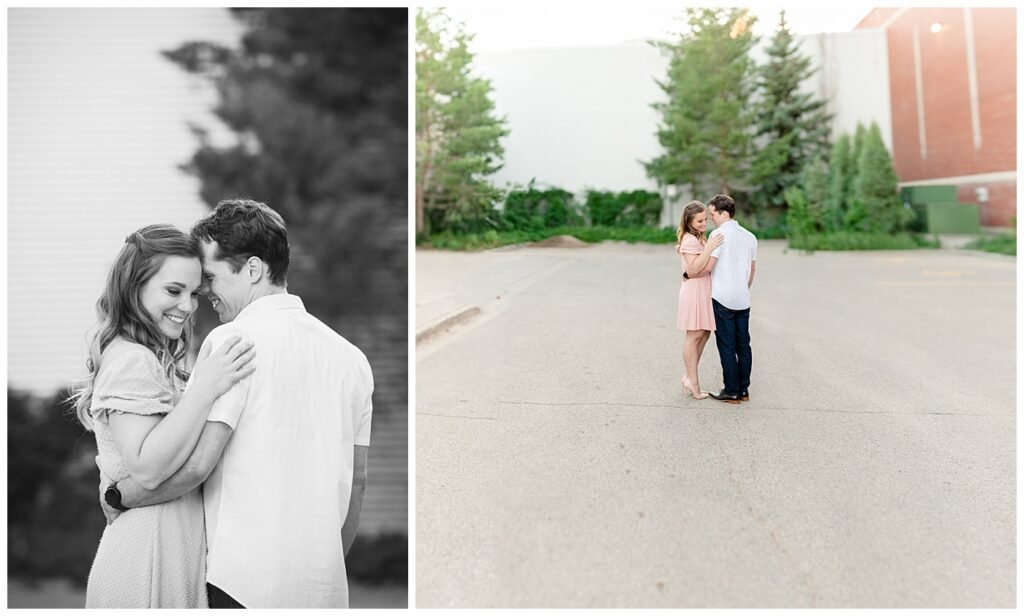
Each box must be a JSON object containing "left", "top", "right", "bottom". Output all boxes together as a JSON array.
[
  {"left": 712, "top": 299, "right": 752, "bottom": 395},
  {"left": 208, "top": 583, "right": 245, "bottom": 609}
]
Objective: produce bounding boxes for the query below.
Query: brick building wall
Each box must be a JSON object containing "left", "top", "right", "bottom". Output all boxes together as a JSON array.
[{"left": 857, "top": 7, "right": 1016, "bottom": 226}]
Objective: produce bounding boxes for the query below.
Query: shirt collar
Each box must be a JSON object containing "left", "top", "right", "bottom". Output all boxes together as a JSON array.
[
  {"left": 717, "top": 219, "right": 738, "bottom": 230},
  {"left": 234, "top": 293, "right": 305, "bottom": 320}
]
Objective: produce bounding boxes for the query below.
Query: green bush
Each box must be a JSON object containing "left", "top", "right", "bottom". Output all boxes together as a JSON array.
[
  {"left": 502, "top": 181, "right": 582, "bottom": 231},
  {"left": 8, "top": 388, "right": 105, "bottom": 586},
  {"left": 965, "top": 233, "right": 1016, "bottom": 255},
  {"left": 788, "top": 231, "right": 938, "bottom": 251},
  {"left": 584, "top": 190, "right": 663, "bottom": 227},
  {"left": 419, "top": 226, "right": 676, "bottom": 251},
  {"left": 748, "top": 226, "right": 788, "bottom": 239}
]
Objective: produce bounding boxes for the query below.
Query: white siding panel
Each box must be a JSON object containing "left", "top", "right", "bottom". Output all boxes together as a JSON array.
[{"left": 8, "top": 8, "right": 241, "bottom": 394}]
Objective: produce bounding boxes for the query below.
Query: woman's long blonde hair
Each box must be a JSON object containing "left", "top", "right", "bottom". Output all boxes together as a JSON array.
[
  {"left": 675, "top": 200, "right": 708, "bottom": 252},
  {"left": 72, "top": 224, "right": 200, "bottom": 431}
]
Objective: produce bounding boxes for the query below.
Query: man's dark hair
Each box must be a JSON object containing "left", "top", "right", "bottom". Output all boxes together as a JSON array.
[
  {"left": 191, "top": 199, "right": 290, "bottom": 286},
  {"left": 707, "top": 194, "right": 736, "bottom": 219}
]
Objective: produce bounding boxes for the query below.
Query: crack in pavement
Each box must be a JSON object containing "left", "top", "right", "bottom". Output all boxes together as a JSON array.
[
  {"left": 417, "top": 411, "right": 498, "bottom": 421},
  {"left": 699, "top": 409, "right": 824, "bottom": 607},
  {"left": 496, "top": 399, "right": 1010, "bottom": 418}
]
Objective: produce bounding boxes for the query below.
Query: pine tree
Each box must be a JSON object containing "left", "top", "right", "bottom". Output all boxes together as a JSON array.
[
  {"left": 784, "top": 154, "right": 828, "bottom": 237},
  {"left": 846, "top": 123, "right": 911, "bottom": 232},
  {"left": 749, "top": 10, "right": 832, "bottom": 219},
  {"left": 646, "top": 8, "right": 758, "bottom": 200},
  {"left": 163, "top": 8, "right": 406, "bottom": 324},
  {"left": 163, "top": 8, "right": 408, "bottom": 426},
  {"left": 824, "top": 134, "right": 853, "bottom": 231},
  {"left": 416, "top": 8, "right": 509, "bottom": 234}
]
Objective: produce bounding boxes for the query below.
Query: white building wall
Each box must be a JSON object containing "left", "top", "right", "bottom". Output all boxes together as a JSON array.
[
  {"left": 7, "top": 9, "right": 240, "bottom": 394},
  {"left": 475, "top": 42, "right": 667, "bottom": 195},
  {"left": 473, "top": 29, "right": 892, "bottom": 225},
  {"left": 793, "top": 29, "right": 892, "bottom": 149}
]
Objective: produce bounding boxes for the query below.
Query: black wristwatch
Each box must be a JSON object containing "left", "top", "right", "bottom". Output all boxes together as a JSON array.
[
  {"left": 683, "top": 272, "right": 689, "bottom": 280},
  {"left": 104, "top": 482, "right": 130, "bottom": 512}
]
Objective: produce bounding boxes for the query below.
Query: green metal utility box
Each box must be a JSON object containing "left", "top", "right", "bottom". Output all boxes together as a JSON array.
[
  {"left": 912, "top": 201, "right": 982, "bottom": 234},
  {"left": 901, "top": 185, "right": 958, "bottom": 204},
  {"left": 901, "top": 185, "right": 980, "bottom": 233}
]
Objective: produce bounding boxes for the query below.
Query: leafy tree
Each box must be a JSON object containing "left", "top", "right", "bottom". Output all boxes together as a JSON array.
[
  {"left": 749, "top": 10, "right": 831, "bottom": 218},
  {"left": 646, "top": 8, "right": 758, "bottom": 199},
  {"left": 164, "top": 9, "right": 407, "bottom": 419},
  {"left": 846, "top": 122, "right": 913, "bottom": 232},
  {"left": 416, "top": 8, "right": 509, "bottom": 234},
  {"left": 824, "top": 134, "right": 853, "bottom": 231},
  {"left": 164, "top": 8, "right": 407, "bottom": 326}
]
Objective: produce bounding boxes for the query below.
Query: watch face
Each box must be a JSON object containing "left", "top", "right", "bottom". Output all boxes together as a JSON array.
[{"left": 104, "top": 487, "right": 120, "bottom": 508}]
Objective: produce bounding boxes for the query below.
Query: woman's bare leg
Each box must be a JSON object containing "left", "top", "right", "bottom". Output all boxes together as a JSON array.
[
  {"left": 693, "top": 330, "right": 712, "bottom": 392},
  {"left": 683, "top": 330, "right": 704, "bottom": 394}
]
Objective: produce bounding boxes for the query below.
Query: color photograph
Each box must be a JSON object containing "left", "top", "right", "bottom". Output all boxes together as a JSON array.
[{"left": 415, "top": 4, "right": 1016, "bottom": 608}]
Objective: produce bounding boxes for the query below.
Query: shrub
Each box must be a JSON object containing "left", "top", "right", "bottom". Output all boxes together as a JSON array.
[
  {"left": 502, "top": 180, "right": 581, "bottom": 231},
  {"left": 788, "top": 231, "right": 938, "bottom": 251},
  {"left": 965, "top": 233, "right": 1016, "bottom": 255},
  {"left": 846, "top": 123, "right": 914, "bottom": 233},
  {"left": 584, "top": 190, "right": 663, "bottom": 227},
  {"left": 418, "top": 226, "right": 676, "bottom": 251}
]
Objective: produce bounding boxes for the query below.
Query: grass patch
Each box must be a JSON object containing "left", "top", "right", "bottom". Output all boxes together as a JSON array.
[
  {"left": 788, "top": 232, "right": 939, "bottom": 251},
  {"left": 419, "top": 226, "right": 676, "bottom": 250},
  {"left": 964, "top": 233, "right": 1016, "bottom": 255}
]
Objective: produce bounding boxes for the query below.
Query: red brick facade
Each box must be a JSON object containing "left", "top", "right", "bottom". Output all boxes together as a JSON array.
[{"left": 857, "top": 8, "right": 1016, "bottom": 226}]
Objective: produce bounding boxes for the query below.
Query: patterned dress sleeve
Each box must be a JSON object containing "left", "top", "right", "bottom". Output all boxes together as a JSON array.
[
  {"left": 680, "top": 234, "right": 704, "bottom": 255},
  {"left": 90, "top": 341, "right": 176, "bottom": 423}
]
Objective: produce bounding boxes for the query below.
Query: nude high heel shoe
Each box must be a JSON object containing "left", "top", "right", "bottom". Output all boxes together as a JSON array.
[{"left": 682, "top": 375, "right": 709, "bottom": 399}]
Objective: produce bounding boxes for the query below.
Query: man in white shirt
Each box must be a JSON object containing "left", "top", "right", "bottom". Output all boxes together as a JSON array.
[
  {"left": 104, "top": 199, "right": 373, "bottom": 608},
  {"left": 705, "top": 194, "right": 757, "bottom": 404}
]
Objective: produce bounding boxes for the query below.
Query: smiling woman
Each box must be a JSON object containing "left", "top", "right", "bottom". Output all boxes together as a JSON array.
[
  {"left": 139, "top": 256, "right": 202, "bottom": 339},
  {"left": 70, "top": 224, "right": 256, "bottom": 608}
]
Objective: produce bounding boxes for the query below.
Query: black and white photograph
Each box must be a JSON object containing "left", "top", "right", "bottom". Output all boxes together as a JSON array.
[{"left": 7, "top": 7, "right": 408, "bottom": 608}]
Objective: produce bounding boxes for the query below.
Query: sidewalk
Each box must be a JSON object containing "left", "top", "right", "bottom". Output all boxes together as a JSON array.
[{"left": 415, "top": 246, "right": 580, "bottom": 343}]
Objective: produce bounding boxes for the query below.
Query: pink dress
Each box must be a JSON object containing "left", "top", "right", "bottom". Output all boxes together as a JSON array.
[{"left": 676, "top": 234, "right": 716, "bottom": 331}]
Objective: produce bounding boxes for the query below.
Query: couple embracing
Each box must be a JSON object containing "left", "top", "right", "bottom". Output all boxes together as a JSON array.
[
  {"left": 675, "top": 194, "right": 757, "bottom": 403},
  {"left": 74, "top": 199, "right": 373, "bottom": 608}
]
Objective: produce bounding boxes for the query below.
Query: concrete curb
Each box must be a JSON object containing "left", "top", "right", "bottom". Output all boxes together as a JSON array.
[{"left": 415, "top": 305, "right": 483, "bottom": 345}]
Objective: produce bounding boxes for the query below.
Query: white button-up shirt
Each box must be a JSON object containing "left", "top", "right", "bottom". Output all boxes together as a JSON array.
[
  {"left": 709, "top": 219, "right": 758, "bottom": 310},
  {"left": 198, "top": 293, "right": 373, "bottom": 608}
]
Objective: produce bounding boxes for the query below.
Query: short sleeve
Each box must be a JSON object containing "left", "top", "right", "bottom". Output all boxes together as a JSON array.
[
  {"left": 709, "top": 230, "right": 723, "bottom": 259},
  {"left": 353, "top": 355, "right": 374, "bottom": 447},
  {"left": 199, "top": 328, "right": 250, "bottom": 430},
  {"left": 752, "top": 235, "right": 758, "bottom": 261},
  {"left": 680, "top": 234, "right": 703, "bottom": 255},
  {"left": 90, "top": 342, "right": 175, "bottom": 420}
]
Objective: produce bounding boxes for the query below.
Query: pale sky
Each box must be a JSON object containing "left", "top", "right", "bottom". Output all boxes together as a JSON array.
[{"left": 438, "top": 3, "right": 878, "bottom": 53}]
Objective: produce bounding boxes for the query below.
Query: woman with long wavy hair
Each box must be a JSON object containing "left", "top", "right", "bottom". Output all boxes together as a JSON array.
[
  {"left": 676, "top": 201, "right": 723, "bottom": 399},
  {"left": 73, "top": 224, "right": 255, "bottom": 608}
]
